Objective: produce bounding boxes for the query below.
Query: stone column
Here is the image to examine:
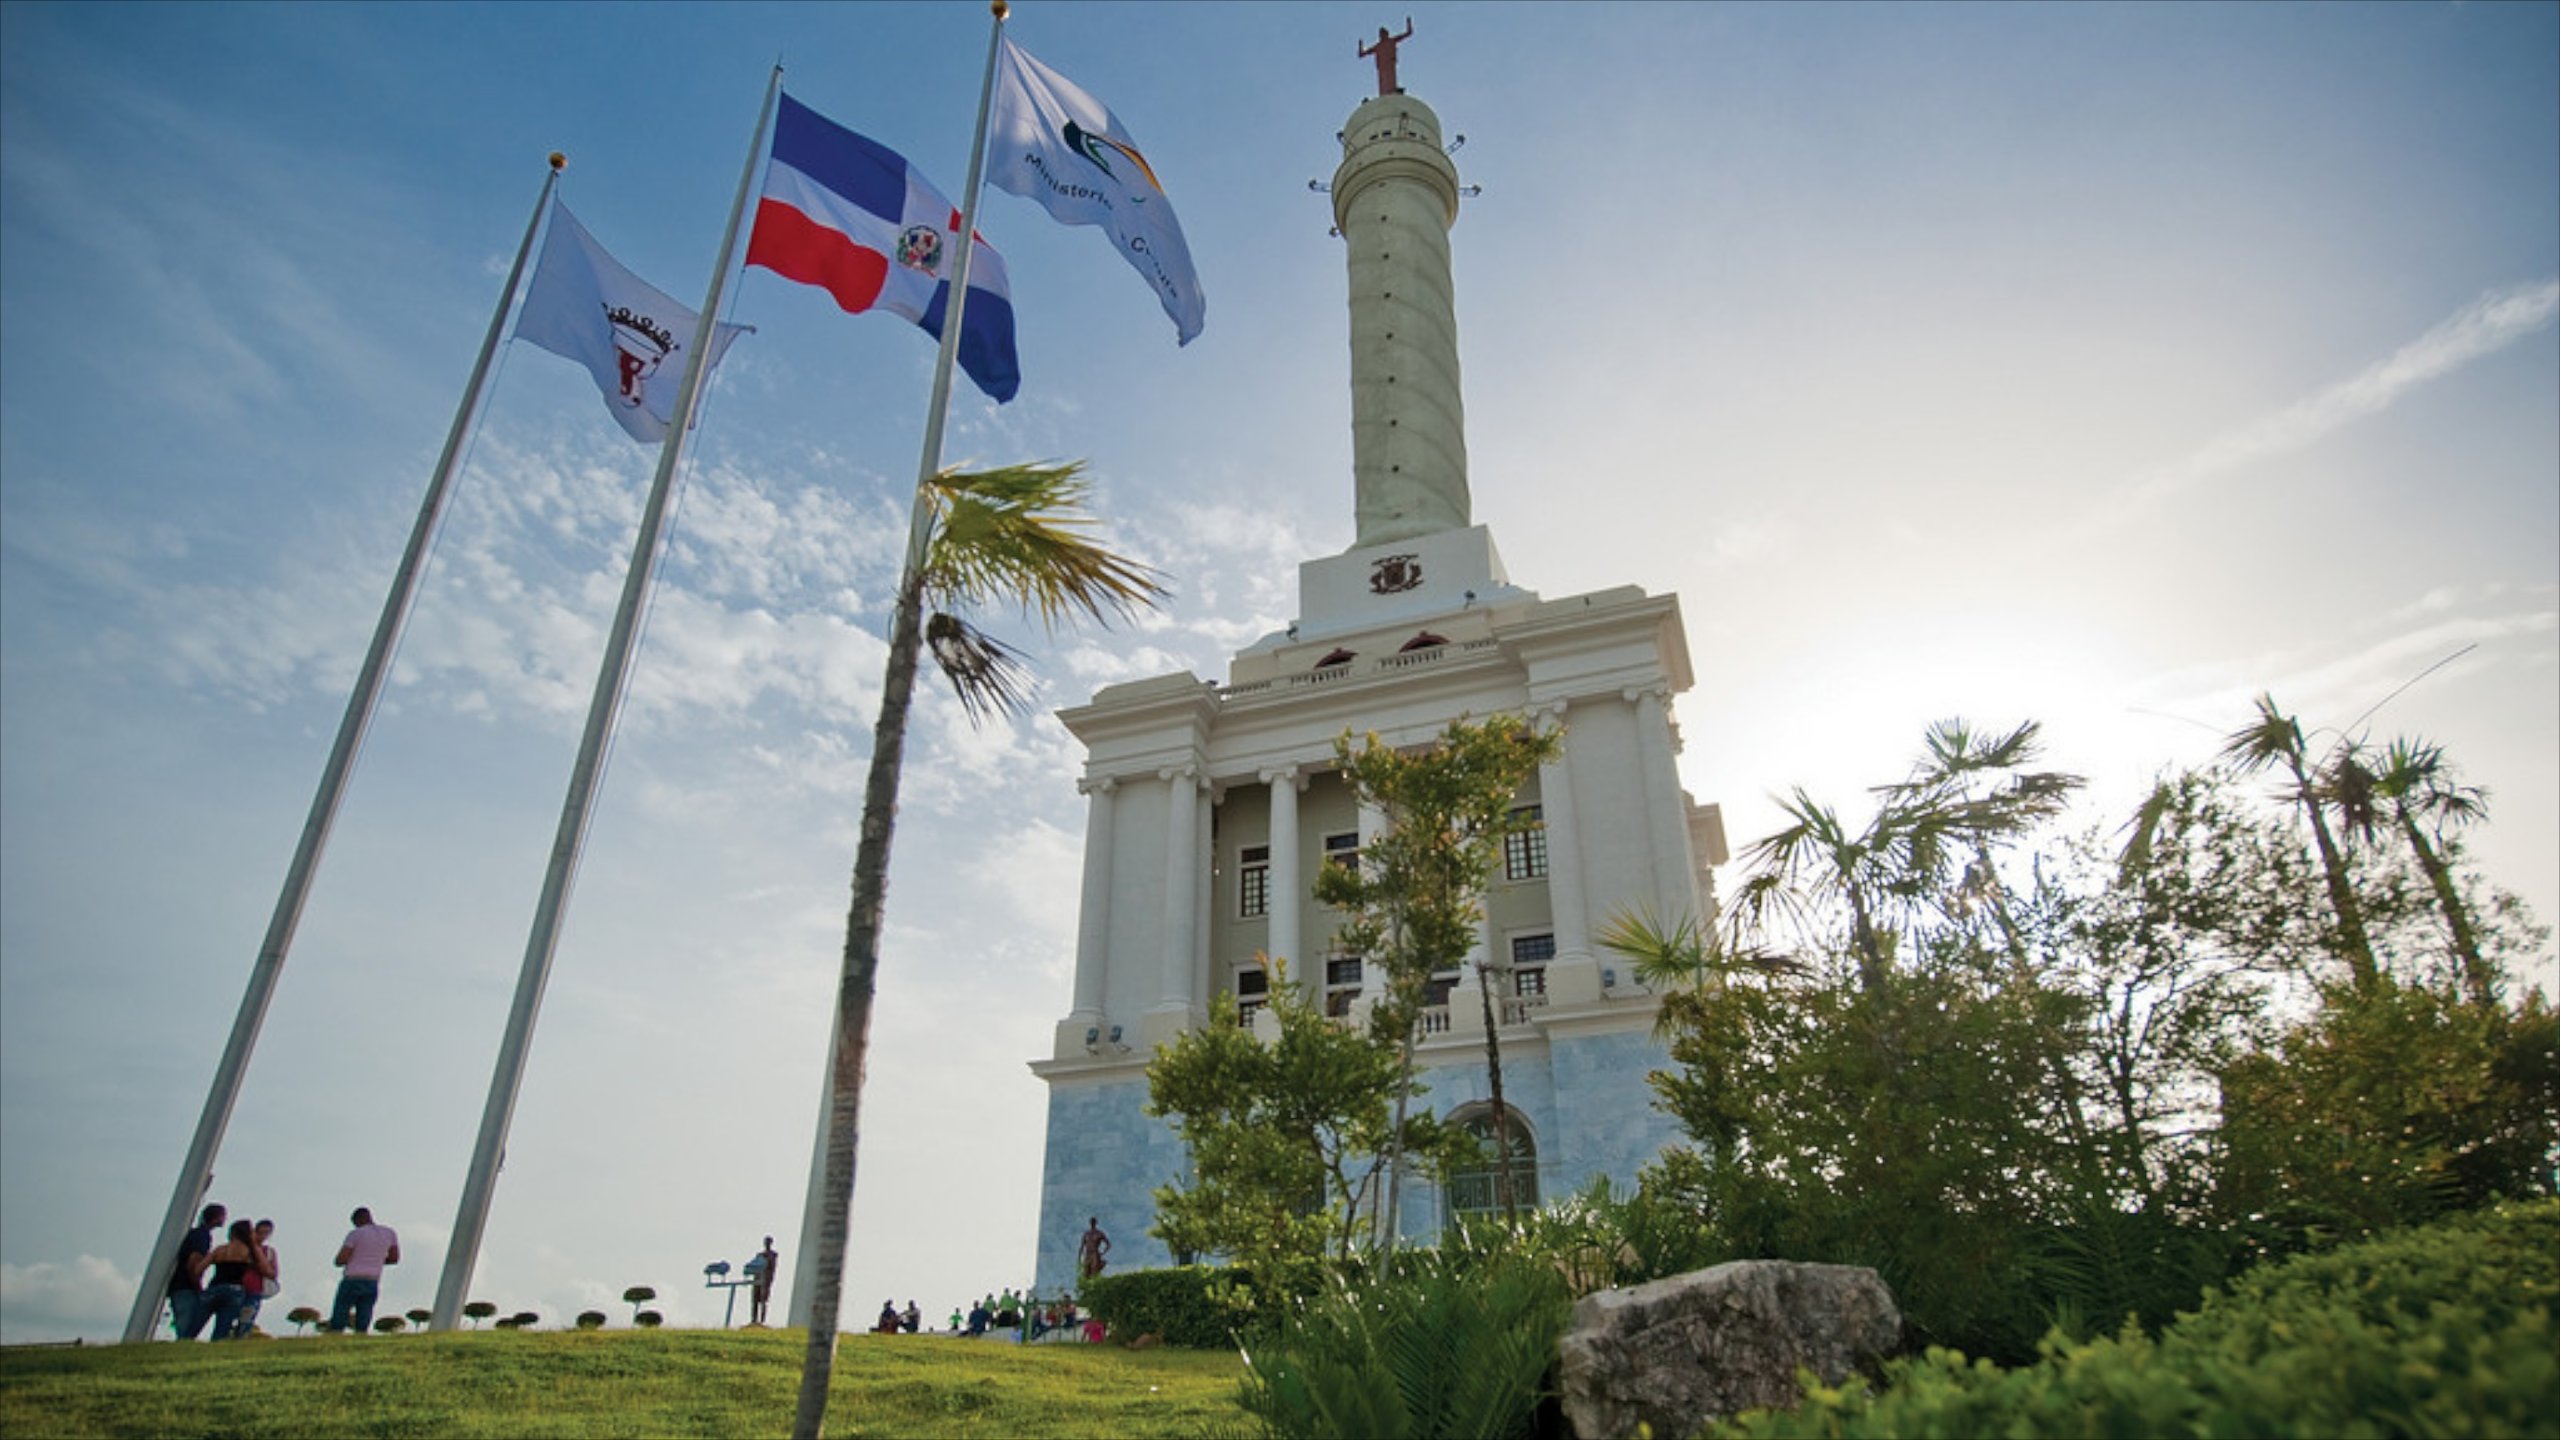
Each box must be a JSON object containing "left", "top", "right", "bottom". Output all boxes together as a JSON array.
[
  {"left": 1157, "top": 764, "right": 1200, "bottom": 1016},
  {"left": 1262, "top": 765, "right": 1304, "bottom": 995},
  {"left": 1628, "top": 685, "right": 1694, "bottom": 919},
  {"left": 1533, "top": 702, "right": 1592, "bottom": 962},
  {"left": 1356, "top": 799, "right": 1388, "bottom": 1002},
  {"left": 1196, "top": 782, "right": 1217, "bottom": 1008},
  {"left": 1069, "top": 776, "right": 1117, "bottom": 1021}
]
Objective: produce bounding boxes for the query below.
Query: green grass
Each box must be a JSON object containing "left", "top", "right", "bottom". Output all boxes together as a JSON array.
[{"left": 0, "top": 1329, "right": 1251, "bottom": 1438}]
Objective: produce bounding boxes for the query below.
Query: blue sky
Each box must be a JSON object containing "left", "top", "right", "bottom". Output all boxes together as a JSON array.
[{"left": 3, "top": 1, "right": 2553, "bottom": 1342}]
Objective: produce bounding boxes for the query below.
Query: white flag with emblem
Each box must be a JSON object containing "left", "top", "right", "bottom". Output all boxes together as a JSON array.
[
  {"left": 515, "top": 199, "right": 752, "bottom": 443},
  {"left": 987, "top": 33, "right": 1205, "bottom": 345}
]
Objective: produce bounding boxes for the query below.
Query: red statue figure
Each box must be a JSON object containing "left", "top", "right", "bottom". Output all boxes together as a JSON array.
[{"left": 1359, "top": 18, "right": 1415, "bottom": 97}]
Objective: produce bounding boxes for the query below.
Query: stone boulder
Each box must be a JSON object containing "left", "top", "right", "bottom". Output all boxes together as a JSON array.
[{"left": 1555, "top": 1260, "right": 1899, "bottom": 1439}]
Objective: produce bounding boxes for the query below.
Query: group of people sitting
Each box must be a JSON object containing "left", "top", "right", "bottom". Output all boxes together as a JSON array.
[{"left": 862, "top": 1288, "right": 1098, "bottom": 1342}]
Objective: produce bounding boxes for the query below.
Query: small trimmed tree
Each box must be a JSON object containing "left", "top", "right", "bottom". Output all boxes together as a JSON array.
[
  {"left": 508, "top": 1310, "right": 539, "bottom": 1330},
  {"left": 285, "top": 1305, "right": 320, "bottom": 1335},
  {"left": 374, "top": 1316, "right": 406, "bottom": 1334},
  {"left": 462, "top": 1300, "right": 497, "bottom": 1328},
  {"left": 576, "top": 1310, "right": 608, "bottom": 1330},
  {"left": 636, "top": 1309, "right": 665, "bottom": 1329},
  {"left": 623, "top": 1286, "right": 656, "bottom": 1326},
  {"left": 405, "top": 1308, "right": 431, "bottom": 1331}
]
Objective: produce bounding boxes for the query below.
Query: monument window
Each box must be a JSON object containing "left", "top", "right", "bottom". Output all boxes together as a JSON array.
[
  {"left": 1511, "top": 932, "right": 1555, "bottom": 997},
  {"left": 1443, "top": 1105, "right": 1538, "bottom": 1224},
  {"left": 1502, "top": 805, "right": 1548, "bottom": 881},
  {"left": 1239, "top": 844, "right": 1270, "bottom": 918},
  {"left": 1323, "top": 831, "right": 1360, "bottom": 874},
  {"left": 1235, "top": 965, "right": 1268, "bottom": 1024},
  {"left": 1324, "top": 955, "right": 1364, "bottom": 1017}
]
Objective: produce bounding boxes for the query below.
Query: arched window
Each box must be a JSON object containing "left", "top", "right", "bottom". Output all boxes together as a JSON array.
[{"left": 1442, "top": 1104, "right": 1538, "bottom": 1224}]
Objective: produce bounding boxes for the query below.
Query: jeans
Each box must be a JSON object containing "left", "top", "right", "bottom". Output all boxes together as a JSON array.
[
  {"left": 205, "top": 1284, "right": 250, "bottom": 1341},
  {"left": 327, "top": 1276, "right": 381, "bottom": 1334},
  {"left": 169, "top": 1290, "right": 213, "bottom": 1341}
]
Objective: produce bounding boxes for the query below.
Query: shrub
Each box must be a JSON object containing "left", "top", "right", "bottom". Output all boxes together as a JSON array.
[
  {"left": 575, "top": 1310, "right": 607, "bottom": 1330},
  {"left": 372, "top": 1316, "right": 405, "bottom": 1334},
  {"left": 1081, "top": 1265, "right": 1251, "bottom": 1348},
  {"left": 1239, "top": 1247, "right": 1570, "bottom": 1440},
  {"left": 1716, "top": 1200, "right": 2560, "bottom": 1439},
  {"left": 507, "top": 1311, "right": 539, "bottom": 1330},
  {"left": 635, "top": 1310, "right": 664, "bottom": 1329}
]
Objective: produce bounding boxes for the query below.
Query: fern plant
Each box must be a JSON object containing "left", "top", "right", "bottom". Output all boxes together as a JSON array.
[{"left": 1238, "top": 1248, "right": 1568, "bottom": 1440}]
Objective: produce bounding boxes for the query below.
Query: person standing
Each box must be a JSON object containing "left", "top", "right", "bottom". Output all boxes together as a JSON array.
[
  {"left": 236, "top": 1219, "right": 280, "bottom": 1337},
  {"left": 748, "top": 1235, "right": 778, "bottom": 1326},
  {"left": 1076, "top": 1217, "right": 1111, "bottom": 1283},
  {"left": 166, "top": 1202, "right": 226, "bottom": 1340},
  {"left": 325, "top": 1206, "right": 399, "bottom": 1334},
  {"left": 205, "top": 1220, "right": 273, "bottom": 1341}
]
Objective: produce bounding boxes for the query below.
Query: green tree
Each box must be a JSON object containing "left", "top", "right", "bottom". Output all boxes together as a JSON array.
[
  {"left": 2217, "top": 976, "right": 2560, "bottom": 1255},
  {"left": 622, "top": 1285, "right": 655, "bottom": 1326},
  {"left": 461, "top": 1300, "right": 496, "bottom": 1328},
  {"left": 575, "top": 1309, "right": 607, "bottom": 1331},
  {"left": 1726, "top": 718, "right": 2076, "bottom": 994},
  {"left": 1315, "top": 716, "right": 1558, "bottom": 1233},
  {"left": 404, "top": 1307, "right": 431, "bottom": 1332},
  {"left": 284, "top": 1305, "right": 320, "bottom": 1335},
  {"left": 2219, "top": 694, "right": 2378, "bottom": 990},
  {"left": 2329, "top": 736, "right": 2494, "bottom": 1001},
  {"left": 796, "top": 461, "right": 1161, "bottom": 1440},
  {"left": 1146, "top": 957, "right": 1452, "bottom": 1310}
]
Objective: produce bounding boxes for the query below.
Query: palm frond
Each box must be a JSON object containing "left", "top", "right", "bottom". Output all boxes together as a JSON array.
[
  {"left": 2220, "top": 693, "right": 2304, "bottom": 775},
  {"left": 921, "top": 461, "right": 1166, "bottom": 628},
  {"left": 925, "top": 612, "right": 1035, "bottom": 725}
]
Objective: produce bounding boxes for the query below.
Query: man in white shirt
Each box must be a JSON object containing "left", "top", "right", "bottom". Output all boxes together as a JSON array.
[{"left": 324, "top": 1206, "right": 400, "bottom": 1334}]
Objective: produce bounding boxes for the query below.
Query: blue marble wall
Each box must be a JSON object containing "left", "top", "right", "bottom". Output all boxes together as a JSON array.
[
  {"left": 1033, "top": 1023, "right": 1684, "bottom": 1281},
  {"left": 1033, "top": 1074, "right": 1187, "bottom": 1294}
]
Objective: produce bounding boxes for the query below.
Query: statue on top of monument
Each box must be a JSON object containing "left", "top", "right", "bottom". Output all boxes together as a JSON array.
[{"left": 1359, "top": 18, "right": 1415, "bottom": 97}]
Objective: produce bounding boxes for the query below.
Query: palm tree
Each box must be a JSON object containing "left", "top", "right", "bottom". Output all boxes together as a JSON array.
[
  {"left": 2219, "top": 694, "right": 2377, "bottom": 991},
  {"left": 794, "top": 461, "right": 1161, "bottom": 1440},
  {"left": 1724, "top": 719, "right": 2076, "bottom": 994},
  {"left": 2330, "top": 736, "right": 2493, "bottom": 1001}
]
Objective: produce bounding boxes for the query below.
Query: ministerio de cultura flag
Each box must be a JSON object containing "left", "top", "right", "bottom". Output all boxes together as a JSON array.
[
  {"left": 748, "top": 92, "right": 1021, "bottom": 402},
  {"left": 987, "top": 33, "right": 1205, "bottom": 346},
  {"left": 514, "top": 200, "right": 753, "bottom": 445}
]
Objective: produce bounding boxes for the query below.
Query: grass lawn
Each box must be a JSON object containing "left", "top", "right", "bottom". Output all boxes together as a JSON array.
[{"left": 0, "top": 1329, "right": 1252, "bottom": 1439}]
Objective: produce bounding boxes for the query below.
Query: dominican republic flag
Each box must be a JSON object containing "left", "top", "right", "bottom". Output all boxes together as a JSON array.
[{"left": 748, "top": 92, "right": 1020, "bottom": 403}]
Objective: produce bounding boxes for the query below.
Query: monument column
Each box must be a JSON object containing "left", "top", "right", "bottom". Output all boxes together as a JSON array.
[
  {"left": 1069, "top": 775, "right": 1116, "bottom": 1022},
  {"left": 1156, "top": 765, "right": 1201, "bottom": 1019},
  {"left": 1629, "top": 686, "right": 1695, "bottom": 918},
  {"left": 1262, "top": 766, "right": 1305, "bottom": 994},
  {"left": 1532, "top": 702, "right": 1593, "bottom": 964},
  {"left": 1334, "top": 78, "right": 1468, "bottom": 547}
]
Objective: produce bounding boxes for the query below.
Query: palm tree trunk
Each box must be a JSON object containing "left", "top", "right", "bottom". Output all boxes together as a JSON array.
[
  {"left": 2398, "top": 811, "right": 2489, "bottom": 1003},
  {"left": 791, "top": 573, "right": 926, "bottom": 1440},
  {"left": 1475, "top": 961, "right": 1517, "bottom": 1225},
  {"left": 2291, "top": 758, "right": 2378, "bottom": 992}
]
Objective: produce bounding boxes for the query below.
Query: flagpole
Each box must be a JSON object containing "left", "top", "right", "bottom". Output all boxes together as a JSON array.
[
  {"left": 787, "top": 0, "right": 1010, "bottom": 1375},
  {"left": 429, "top": 69, "right": 782, "bottom": 1334},
  {"left": 116, "top": 156, "right": 563, "bottom": 1347}
]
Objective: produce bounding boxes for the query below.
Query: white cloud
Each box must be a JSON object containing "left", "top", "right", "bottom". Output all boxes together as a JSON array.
[
  {"left": 2095, "top": 279, "right": 2560, "bottom": 527},
  {"left": 0, "top": 1254, "right": 132, "bottom": 1345}
]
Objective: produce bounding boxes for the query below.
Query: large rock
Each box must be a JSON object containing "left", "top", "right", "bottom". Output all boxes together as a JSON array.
[{"left": 1555, "top": 1260, "right": 1900, "bottom": 1439}]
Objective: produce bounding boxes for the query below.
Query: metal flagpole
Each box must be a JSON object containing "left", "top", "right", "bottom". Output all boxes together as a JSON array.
[
  {"left": 118, "top": 156, "right": 565, "bottom": 1347},
  {"left": 787, "top": 0, "right": 1010, "bottom": 1357},
  {"left": 429, "top": 70, "right": 782, "bottom": 1333}
]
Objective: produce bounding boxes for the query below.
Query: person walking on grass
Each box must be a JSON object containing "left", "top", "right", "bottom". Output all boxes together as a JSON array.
[{"left": 324, "top": 1206, "right": 399, "bottom": 1334}]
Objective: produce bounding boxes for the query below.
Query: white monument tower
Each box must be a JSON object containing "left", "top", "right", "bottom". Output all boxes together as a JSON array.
[{"left": 1028, "top": 30, "right": 1724, "bottom": 1290}]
